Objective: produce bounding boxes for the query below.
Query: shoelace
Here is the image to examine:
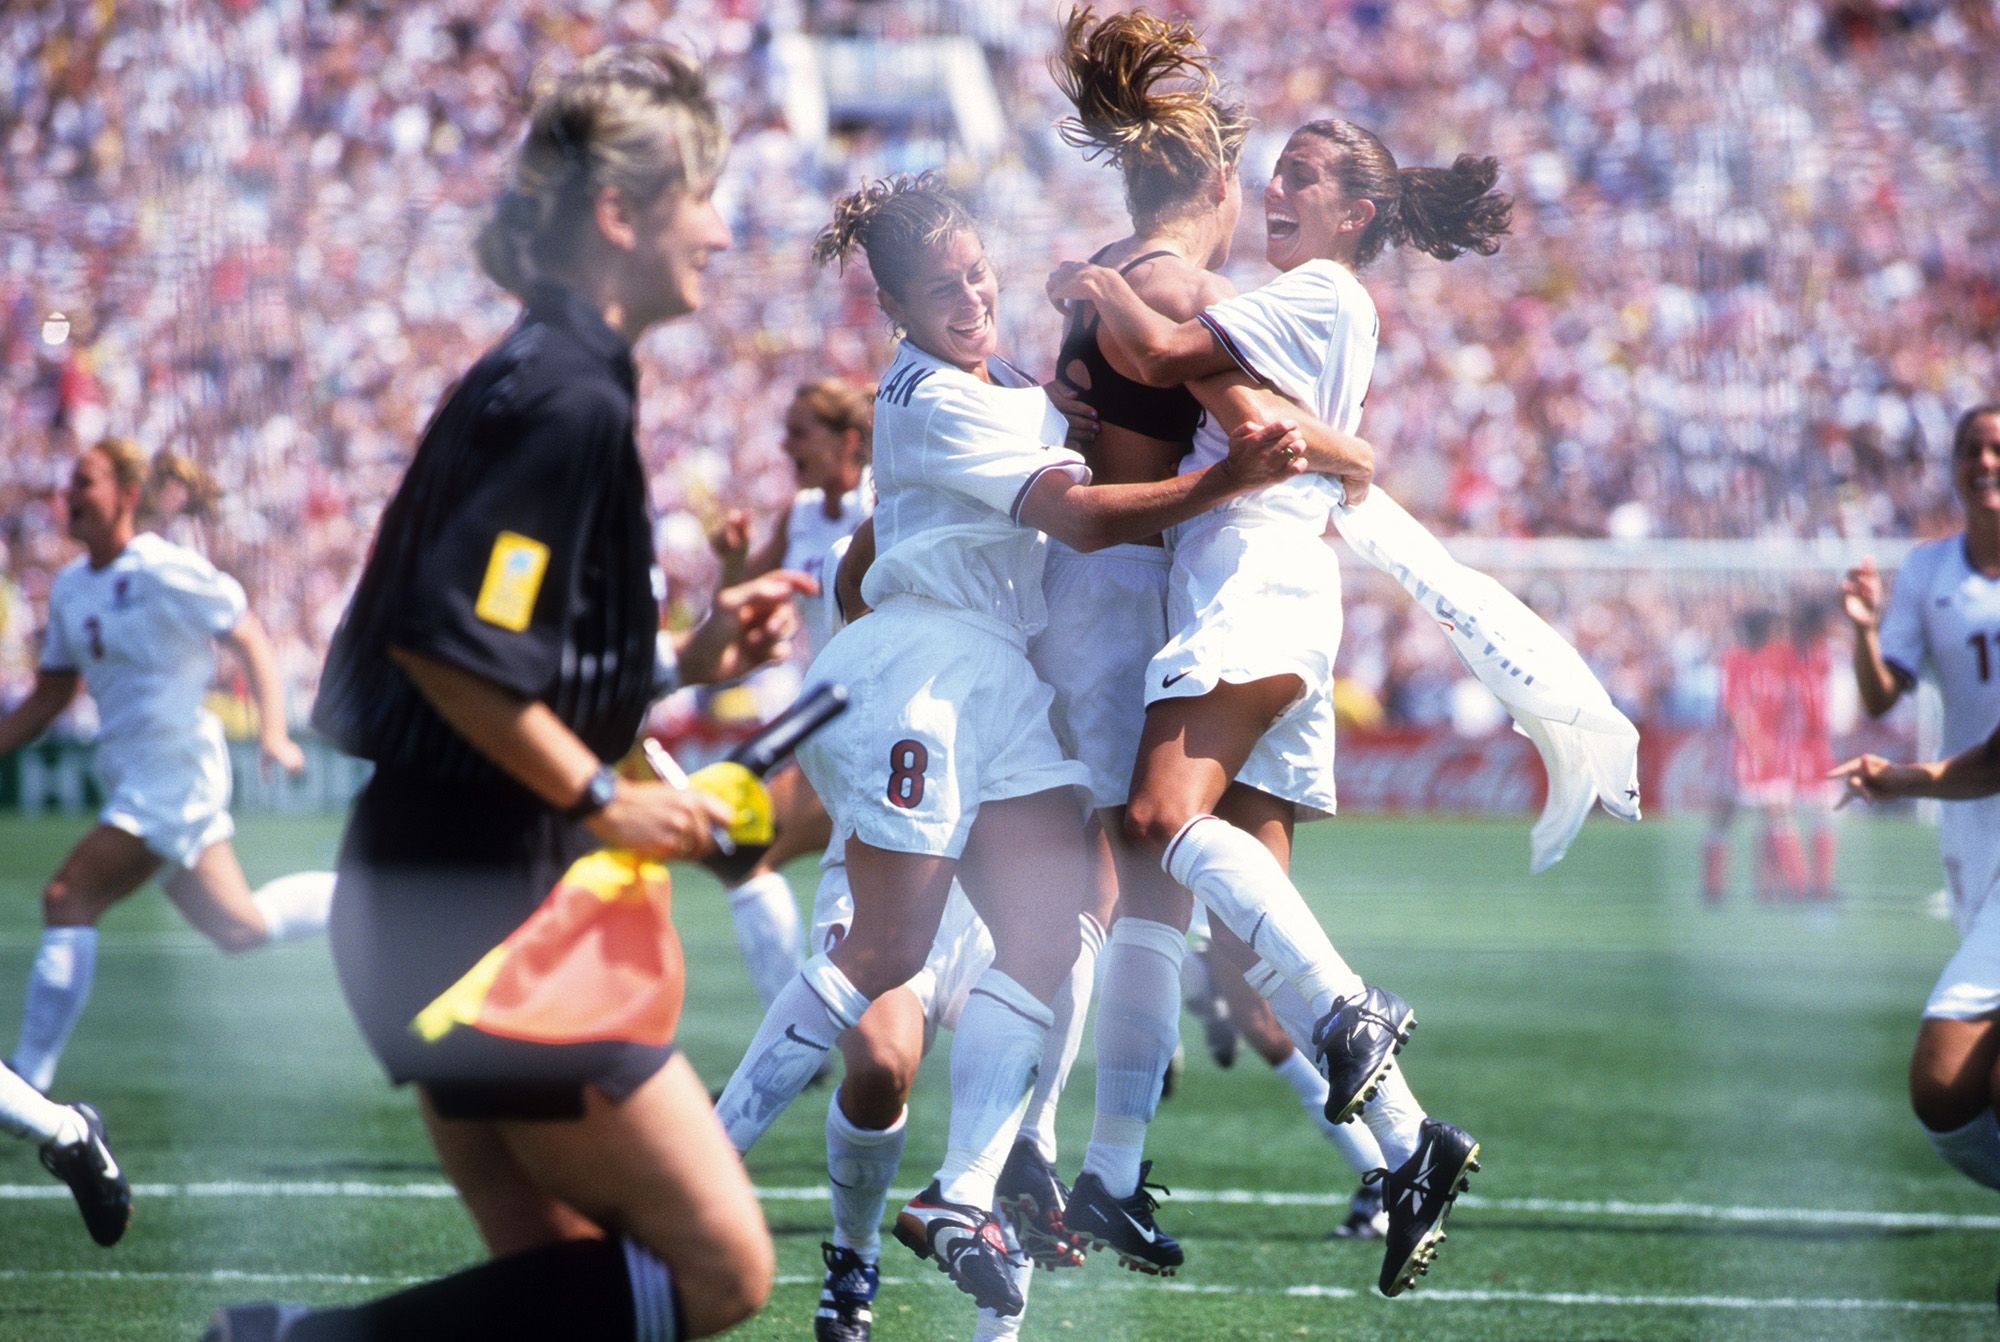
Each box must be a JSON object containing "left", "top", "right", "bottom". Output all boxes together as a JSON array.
[{"left": 1128, "top": 1163, "right": 1172, "bottom": 1216}]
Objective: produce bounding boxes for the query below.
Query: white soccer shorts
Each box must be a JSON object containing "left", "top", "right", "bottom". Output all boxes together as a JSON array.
[
  {"left": 96, "top": 714, "right": 234, "bottom": 869},
  {"left": 811, "top": 853, "right": 994, "bottom": 1033}
]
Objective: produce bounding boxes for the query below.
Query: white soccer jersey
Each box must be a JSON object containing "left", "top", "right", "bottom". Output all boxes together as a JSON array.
[
  {"left": 859, "top": 340, "right": 1087, "bottom": 637},
  {"left": 1185, "top": 257, "right": 1379, "bottom": 528},
  {"left": 783, "top": 476, "right": 872, "bottom": 661},
  {"left": 40, "top": 532, "right": 246, "bottom": 743}
]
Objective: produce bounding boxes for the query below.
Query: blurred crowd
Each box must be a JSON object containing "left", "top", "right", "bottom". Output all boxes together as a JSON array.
[{"left": 2, "top": 0, "right": 1990, "bottom": 737}]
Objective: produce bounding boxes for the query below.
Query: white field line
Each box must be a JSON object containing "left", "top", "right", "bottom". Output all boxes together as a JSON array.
[
  {"left": 0, "top": 1268, "right": 1985, "bottom": 1317},
  {"left": 4, "top": 1179, "right": 1998, "bottom": 1235}
]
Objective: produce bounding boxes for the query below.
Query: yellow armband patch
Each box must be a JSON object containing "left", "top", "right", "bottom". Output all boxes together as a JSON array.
[{"left": 474, "top": 532, "right": 550, "bottom": 632}]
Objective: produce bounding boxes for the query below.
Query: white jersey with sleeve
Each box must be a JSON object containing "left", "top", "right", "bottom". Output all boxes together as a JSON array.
[
  {"left": 1878, "top": 533, "right": 2000, "bottom": 954},
  {"left": 858, "top": 340, "right": 1088, "bottom": 639},
  {"left": 40, "top": 532, "right": 246, "bottom": 743}
]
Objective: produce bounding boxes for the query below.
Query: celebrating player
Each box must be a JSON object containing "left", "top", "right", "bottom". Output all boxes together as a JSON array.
[
  {"left": 1048, "top": 114, "right": 1509, "bottom": 1296},
  {"left": 710, "top": 169, "right": 1304, "bottom": 1319},
  {"left": 1838, "top": 403, "right": 2000, "bottom": 1233}
]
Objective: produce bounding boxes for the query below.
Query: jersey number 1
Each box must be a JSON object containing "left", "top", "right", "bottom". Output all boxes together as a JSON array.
[{"left": 1973, "top": 632, "right": 1996, "bottom": 683}]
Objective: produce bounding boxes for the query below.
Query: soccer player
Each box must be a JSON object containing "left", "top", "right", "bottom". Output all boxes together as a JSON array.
[
  {"left": 1838, "top": 403, "right": 2000, "bottom": 1234},
  {"left": 1022, "top": 7, "right": 1385, "bottom": 1277},
  {"left": 1048, "top": 114, "right": 1510, "bottom": 1296},
  {"left": 207, "top": 45, "right": 811, "bottom": 1342},
  {"left": 0, "top": 439, "right": 331, "bottom": 1158},
  {"left": 707, "top": 379, "right": 874, "bottom": 1013},
  {"left": 710, "top": 169, "right": 1304, "bottom": 1318},
  {"left": 1704, "top": 607, "right": 1812, "bottom": 901}
]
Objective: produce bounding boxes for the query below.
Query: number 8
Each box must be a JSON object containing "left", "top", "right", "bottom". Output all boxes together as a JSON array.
[{"left": 887, "top": 739, "right": 928, "bottom": 808}]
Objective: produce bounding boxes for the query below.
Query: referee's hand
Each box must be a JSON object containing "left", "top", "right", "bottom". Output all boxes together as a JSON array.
[
  {"left": 678, "top": 570, "right": 819, "bottom": 687},
  {"left": 585, "top": 778, "right": 736, "bottom": 860}
]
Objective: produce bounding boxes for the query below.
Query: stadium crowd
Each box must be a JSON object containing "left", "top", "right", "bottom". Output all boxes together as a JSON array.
[{"left": 3, "top": 0, "right": 1994, "bottom": 734}]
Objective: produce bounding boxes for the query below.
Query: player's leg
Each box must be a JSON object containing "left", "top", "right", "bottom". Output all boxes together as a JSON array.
[
  {"left": 1911, "top": 1015, "right": 2000, "bottom": 1189},
  {"left": 1758, "top": 800, "right": 1809, "bottom": 900},
  {"left": 418, "top": 1091, "right": 601, "bottom": 1256},
  {"left": 723, "top": 766, "right": 827, "bottom": 1011},
  {"left": 1702, "top": 795, "right": 1735, "bottom": 903},
  {"left": 161, "top": 839, "right": 334, "bottom": 953},
  {"left": 11, "top": 825, "right": 159, "bottom": 1092},
  {"left": 0, "top": 1060, "right": 129, "bottom": 1247}
]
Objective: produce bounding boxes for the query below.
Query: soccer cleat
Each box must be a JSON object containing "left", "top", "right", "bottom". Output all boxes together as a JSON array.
[
  {"left": 1327, "top": 1179, "right": 1388, "bottom": 1241},
  {"left": 1065, "top": 1161, "right": 1184, "bottom": 1275},
  {"left": 1312, "top": 985, "right": 1416, "bottom": 1125},
  {"left": 893, "top": 1181, "right": 1024, "bottom": 1315},
  {"left": 994, "top": 1139, "right": 1085, "bottom": 1269},
  {"left": 39, "top": 1103, "right": 130, "bottom": 1247},
  {"left": 200, "top": 1302, "right": 310, "bottom": 1341},
  {"left": 1369, "top": 1117, "right": 1480, "bottom": 1297},
  {"left": 814, "top": 1242, "right": 879, "bottom": 1342}
]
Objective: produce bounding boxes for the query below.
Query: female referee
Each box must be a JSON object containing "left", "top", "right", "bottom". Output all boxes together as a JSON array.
[
  {"left": 205, "top": 45, "right": 810, "bottom": 1342},
  {"left": 1049, "top": 114, "right": 1509, "bottom": 1296}
]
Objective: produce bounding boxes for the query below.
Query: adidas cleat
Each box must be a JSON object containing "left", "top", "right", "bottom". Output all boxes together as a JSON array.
[
  {"left": 40, "top": 1103, "right": 130, "bottom": 1247},
  {"left": 1312, "top": 986, "right": 1416, "bottom": 1125},
  {"left": 1065, "top": 1161, "right": 1183, "bottom": 1276},
  {"left": 994, "top": 1140, "right": 1084, "bottom": 1269},
  {"left": 813, "top": 1241, "right": 879, "bottom": 1342},
  {"left": 1327, "top": 1179, "right": 1388, "bottom": 1241},
  {"left": 200, "top": 1302, "right": 310, "bottom": 1341},
  {"left": 1370, "top": 1117, "right": 1480, "bottom": 1297},
  {"left": 893, "top": 1181, "right": 1024, "bottom": 1315}
]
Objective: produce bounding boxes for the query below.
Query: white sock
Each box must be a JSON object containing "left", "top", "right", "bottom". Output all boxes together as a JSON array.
[
  {"left": 972, "top": 1210, "right": 1033, "bottom": 1340},
  {"left": 1081, "top": 917, "right": 1185, "bottom": 1199},
  {"left": 1018, "top": 913, "right": 1104, "bottom": 1163},
  {"left": 0, "top": 1063, "right": 83, "bottom": 1146},
  {"left": 14, "top": 926, "right": 99, "bottom": 1092},
  {"left": 1246, "top": 961, "right": 1318, "bottom": 1051},
  {"left": 1362, "top": 1060, "right": 1427, "bottom": 1169},
  {"left": 250, "top": 871, "right": 335, "bottom": 944},
  {"left": 1925, "top": 1110, "right": 2000, "bottom": 1191},
  {"left": 714, "top": 954, "right": 869, "bottom": 1152},
  {"left": 827, "top": 1093, "right": 906, "bottom": 1261},
  {"left": 728, "top": 871, "right": 806, "bottom": 1010},
  {"left": 1164, "top": 816, "right": 1364, "bottom": 1021},
  {"left": 1273, "top": 1048, "right": 1387, "bottom": 1173},
  {"left": 936, "top": 969, "right": 1051, "bottom": 1209},
  {"left": 621, "top": 1237, "right": 681, "bottom": 1342}
]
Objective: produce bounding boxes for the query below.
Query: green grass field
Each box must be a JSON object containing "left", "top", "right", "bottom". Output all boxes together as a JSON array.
[{"left": 0, "top": 808, "right": 1992, "bottom": 1341}]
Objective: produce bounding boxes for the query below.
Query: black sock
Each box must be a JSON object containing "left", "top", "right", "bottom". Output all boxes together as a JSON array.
[{"left": 289, "top": 1237, "right": 637, "bottom": 1341}]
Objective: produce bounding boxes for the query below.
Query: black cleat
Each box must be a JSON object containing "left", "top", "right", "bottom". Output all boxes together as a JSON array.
[
  {"left": 1065, "top": 1161, "right": 1183, "bottom": 1275},
  {"left": 1371, "top": 1118, "right": 1480, "bottom": 1297},
  {"left": 1327, "top": 1178, "right": 1388, "bottom": 1240},
  {"left": 994, "top": 1140, "right": 1084, "bottom": 1269},
  {"left": 39, "top": 1103, "right": 130, "bottom": 1247},
  {"left": 893, "top": 1181, "right": 1023, "bottom": 1315},
  {"left": 814, "top": 1242, "right": 879, "bottom": 1342},
  {"left": 200, "top": 1302, "right": 310, "bottom": 1341},
  {"left": 1312, "top": 986, "right": 1415, "bottom": 1124}
]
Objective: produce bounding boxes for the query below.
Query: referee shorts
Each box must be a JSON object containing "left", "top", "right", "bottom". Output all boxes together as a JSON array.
[{"left": 330, "top": 768, "right": 676, "bottom": 1121}]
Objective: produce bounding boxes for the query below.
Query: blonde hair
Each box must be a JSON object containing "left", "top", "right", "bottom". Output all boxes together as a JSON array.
[
  {"left": 811, "top": 172, "right": 980, "bottom": 299},
  {"left": 86, "top": 439, "right": 224, "bottom": 520},
  {"left": 792, "top": 378, "right": 874, "bottom": 447},
  {"left": 1051, "top": 6, "right": 1248, "bottom": 228},
  {"left": 476, "top": 43, "right": 726, "bottom": 299}
]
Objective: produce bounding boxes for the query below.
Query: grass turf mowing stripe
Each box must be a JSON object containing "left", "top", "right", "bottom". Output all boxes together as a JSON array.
[{"left": 6, "top": 1180, "right": 1998, "bottom": 1232}]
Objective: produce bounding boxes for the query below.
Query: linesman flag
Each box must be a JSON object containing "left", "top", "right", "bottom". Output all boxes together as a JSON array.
[{"left": 412, "top": 849, "right": 684, "bottom": 1048}]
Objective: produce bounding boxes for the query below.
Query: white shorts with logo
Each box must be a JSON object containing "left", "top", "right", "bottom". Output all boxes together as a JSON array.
[
  {"left": 810, "top": 852, "right": 994, "bottom": 1033},
  {"left": 1923, "top": 794, "right": 2000, "bottom": 1019},
  {"left": 96, "top": 715, "right": 234, "bottom": 869},
  {"left": 1030, "top": 541, "right": 1170, "bottom": 811},
  {"left": 1148, "top": 513, "right": 1343, "bottom": 818},
  {"left": 798, "top": 596, "right": 1088, "bottom": 859}
]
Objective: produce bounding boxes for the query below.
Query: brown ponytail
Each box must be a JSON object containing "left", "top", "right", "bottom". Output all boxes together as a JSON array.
[
  {"left": 813, "top": 172, "right": 979, "bottom": 299},
  {"left": 1295, "top": 120, "right": 1511, "bottom": 267}
]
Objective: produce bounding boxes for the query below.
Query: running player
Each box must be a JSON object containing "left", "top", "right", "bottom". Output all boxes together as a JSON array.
[
  {"left": 1048, "top": 115, "right": 1510, "bottom": 1296},
  {"left": 0, "top": 440, "right": 331, "bottom": 1190},
  {"left": 1839, "top": 403, "right": 2000, "bottom": 1233},
  {"left": 711, "top": 170, "right": 1304, "bottom": 1318}
]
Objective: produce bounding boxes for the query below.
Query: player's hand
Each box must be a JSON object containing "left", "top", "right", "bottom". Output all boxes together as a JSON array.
[
  {"left": 1223, "top": 418, "right": 1310, "bottom": 490},
  {"left": 1828, "top": 753, "right": 1912, "bottom": 807},
  {"left": 709, "top": 508, "right": 751, "bottom": 565},
  {"left": 1840, "top": 556, "right": 1882, "bottom": 631},
  {"left": 1046, "top": 261, "right": 1113, "bottom": 312},
  {"left": 1045, "top": 379, "right": 1099, "bottom": 452},
  {"left": 259, "top": 732, "right": 306, "bottom": 779},
  {"left": 586, "top": 778, "right": 735, "bottom": 860},
  {"left": 677, "top": 570, "right": 818, "bottom": 686}
]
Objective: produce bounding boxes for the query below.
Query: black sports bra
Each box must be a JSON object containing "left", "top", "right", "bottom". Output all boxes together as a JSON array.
[{"left": 1055, "top": 248, "right": 1205, "bottom": 444}]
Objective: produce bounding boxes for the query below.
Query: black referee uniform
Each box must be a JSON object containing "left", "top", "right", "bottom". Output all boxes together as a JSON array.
[{"left": 314, "top": 280, "right": 665, "bottom": 1120}]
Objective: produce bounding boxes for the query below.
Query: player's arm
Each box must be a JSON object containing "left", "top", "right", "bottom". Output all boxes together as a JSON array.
[
  {"left": 217, "top": 610, "right": 305, "bottom": 776},
  {"left": 1190, "top": 376, "right": 1375, "bottom": 505},
  {"left": 1046, "top": 261, "right": 1236, "bottom": 387},
  {"left": 834, "top": 517, "right": 875, "bottom": 624},
  {"left": 1019, "top": 421, "right": 1306, "bottom": 553},
  {"left": 711, "top": 508, "right": 790, "bottom": 587},
  {"left": 1841, "top": 555, "right": 1906, "bottom": 717},
  {"left": 1830, "top": 722, "right": 2000, "bottom": 803},
  {"left": 675, "top": 570, "right": 818, "bottom": 686},
  {"left": 0, "top": 669, "right": 81, "bottom": 757}
]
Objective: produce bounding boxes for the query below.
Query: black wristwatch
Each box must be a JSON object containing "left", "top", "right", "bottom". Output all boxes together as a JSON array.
[{"left": 562, "top": 764, "right": 618, "bottom": 822}]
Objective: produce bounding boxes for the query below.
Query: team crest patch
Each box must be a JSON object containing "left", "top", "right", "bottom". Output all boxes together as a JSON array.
[{"left": 474, "top": 532, "right": 550, "bottom": 632}]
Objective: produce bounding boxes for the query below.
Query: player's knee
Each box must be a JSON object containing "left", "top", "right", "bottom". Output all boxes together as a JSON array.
[
  {"left": 834, "top": 933, "right": 931, "bottom": 1000},
  {"left": 680, "top": 1232, "right": 774, "bottom": 1335},
  {"left": 1122, "top": 793, "right": 1188, "bottom": 857},
  {"left": 39, "top": 878, "right": 97, "bottom": 927},
  {"left": 1910, "top": 1072, "right": 1985, "bottom": 1133},
  {"left": 204, "top": 920, "right": 268, "bottom": 955},
  {"left": 841, "top": 1035, "right": 919, "bottom": 1113}
]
